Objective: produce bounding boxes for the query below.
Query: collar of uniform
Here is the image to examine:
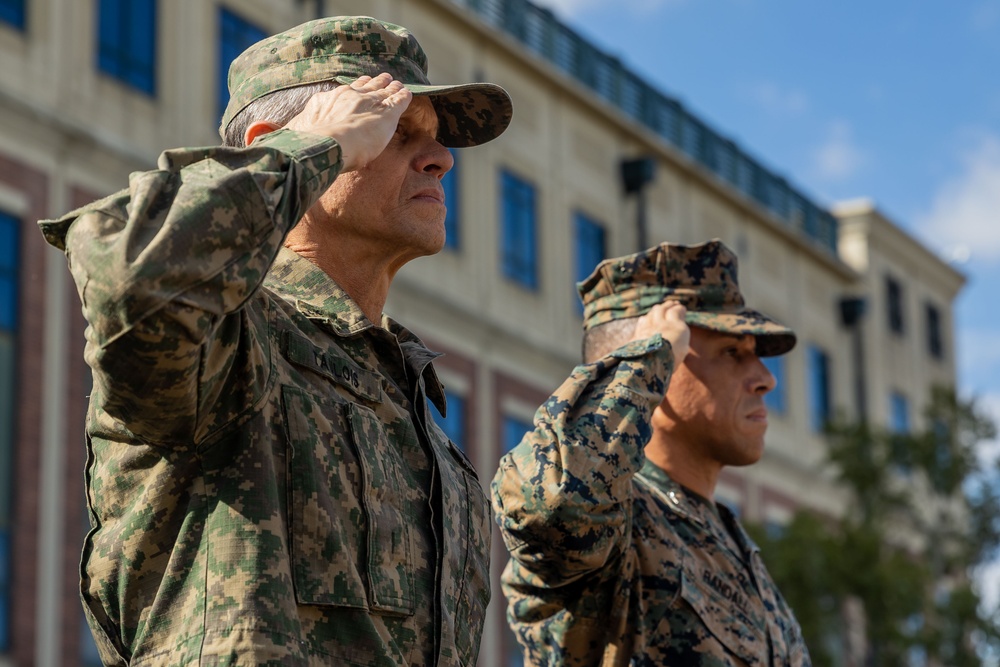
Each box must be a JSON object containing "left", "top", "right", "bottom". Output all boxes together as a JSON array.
[
  {"left": 266, "top": 249, "right": 449, "bottom": 415},
  {"left": 266, "top": 248, "right": 375, "bottom": 335},
  {"left": 383, "top": 316, "right": 448, "bottom": 417},
  {"left": 638, "top": 459, "right": 761, "bottom": 558},
  {"left": 637, "top": 458, "right": 723, "bottom": 528}
]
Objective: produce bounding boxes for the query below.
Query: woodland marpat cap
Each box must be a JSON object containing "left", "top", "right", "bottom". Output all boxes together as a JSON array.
[
  {"left": 578, "top": 239, "right": 796, "bottom": 356},
  {"left": 220, "top": 16, "right": 513, "bottom": 147}
]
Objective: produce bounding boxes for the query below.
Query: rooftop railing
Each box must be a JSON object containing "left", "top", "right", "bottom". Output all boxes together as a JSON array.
[{"left": 451, "top": 0, "right": 839, "bottom": 255}]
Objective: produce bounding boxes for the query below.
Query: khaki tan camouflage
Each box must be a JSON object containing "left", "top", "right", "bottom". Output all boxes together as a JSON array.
[
  {"left": 491, "top": 336, "right": 811, "bottom": 666},
  {"left": 578, "top": 239, "right": 796, "bottom": 357},
  {"left": 220, "top": 16, "right": 513, "bottom": 148},
  {"left": 39, "top": 128, "right": 490, "bottom": 665}
]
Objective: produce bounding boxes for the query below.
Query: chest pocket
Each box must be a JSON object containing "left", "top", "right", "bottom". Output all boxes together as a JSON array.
[
  {"left": 677, "top": 564, "right": 769, "bottom": 666},
  {"left": 283, "top": 385, "right": 415, "bottom": 615}
]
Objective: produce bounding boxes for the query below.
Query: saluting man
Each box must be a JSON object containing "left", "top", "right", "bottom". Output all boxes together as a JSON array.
[
  {"left": 40, "top": 16, "right": 511, "bottom": 667},
  {"left": 493, "top": 240, "right": 812, "bottom": 666}
]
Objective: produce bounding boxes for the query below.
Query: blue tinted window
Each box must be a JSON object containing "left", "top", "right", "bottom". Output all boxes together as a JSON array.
[
  {"left": 218, "top": 8, "right": 266, "bottom": 119},
  {"left": 506, "top": 625, "right": 525, "bottom": 667},
  {"left": 761, "top": 356, "right": 786, "bottom": 415},
  {"left": 807, "top": 345, "right": 831, "bottom": 432},
  {"left": 0, "top": 212, "right": 16, "bottom": 653},
  {"left": 97, "top": 0, "right": 157, "bottom": 95},
  {"left": 430, "top": 389, "right": 466, "bottom": 451},
  {"left": 926, "top": 303, "right": 943, "bottom": 359},
  {"left": 0, "top": 212, "right": 16, "bottom": 332},
  {"left": 890, "top": 391, "right": 910, "bottom": 434},
  {"left": 764, "top": 521, "right": 786, "bottom": 540},
  {"left": 500, "top": 170, "right": 538, "bottom": 289},
  {"left": 502, "top": 416, "right": 533, "bottom": 455},
  {"left": 886, "top": 275, "right": 905, "bottom": 335},
  {"left": 442, "top": 149, "right": 459, "bottom": 250},
  {"left": 0, "top": 0, "right": 24, "bottom": 29},
  {"left": 574, "top": 213, "right": 605, "bottom": 314}
]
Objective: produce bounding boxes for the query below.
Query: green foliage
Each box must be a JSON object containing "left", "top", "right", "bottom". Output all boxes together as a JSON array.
[{"left": 747, "top": 387, "right": 1000, "bottom": 665}]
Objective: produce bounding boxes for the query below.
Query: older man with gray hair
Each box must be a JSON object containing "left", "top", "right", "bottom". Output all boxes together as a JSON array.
[{"left": 39, "top": 16, "right": 511, "bottom": 667}]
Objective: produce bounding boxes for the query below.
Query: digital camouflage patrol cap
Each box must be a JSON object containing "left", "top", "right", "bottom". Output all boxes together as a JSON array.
[
  {"left": 578, "top": 239, "right": 797, "bottom": 356},
  {"left": 219, "top": 16, "right": 513, "bottom": 148}
]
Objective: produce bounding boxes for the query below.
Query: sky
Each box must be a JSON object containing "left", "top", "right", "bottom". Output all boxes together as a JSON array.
[{"left": 528, "top": 0, "right": 1000, "bottom": 610}]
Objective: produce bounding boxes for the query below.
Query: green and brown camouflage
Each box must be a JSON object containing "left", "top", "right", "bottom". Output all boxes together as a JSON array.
[
  {"left": 491, "top": 337, "right": 811, "bottom": 666},
  {"left": 220, "top": 16, "right": 513, "bottom": 148},
  {"left": 578, "top": 239, "right": 796, "bottom": 357},
  {"left": 38, "top": 128, "right": 490, "bottom": 665}
]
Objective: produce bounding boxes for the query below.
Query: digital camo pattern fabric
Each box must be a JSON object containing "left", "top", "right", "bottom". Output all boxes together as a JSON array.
[
  {"left": 220, "top": 16, "right": 512, "bottom": 148},
  {"left": 39, "top": 129, "right": 490, "bottom": 666},
  {"left": 577, "top": 239, "right": 795, "bottom": 357},
  {"left": 491, "top": 338, "right": 811, "bottom": 666}
]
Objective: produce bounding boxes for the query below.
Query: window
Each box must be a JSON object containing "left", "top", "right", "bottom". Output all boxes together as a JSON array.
[
  {"left": 926, "top": 303, "right": 943, "bottom": 360},
  {"left": 764, "top": 521, "right": 786, "bottom": 540},
  {"left": 761, "top": 356, "right": 787, "bottom": 416},
  {"left": 807, "top": 345, "right": 831, "bottom": 432},
  {"left": 889, "top": 391, "right": 910, "bottom": 434},
  {"left": 0, "top": 0, "right": 25, "bottom": 30},
  {"left": 500, "top": 170, "right": 538, "bottom": 289},
  {"left": 429, "top": 389, "right": 466, "bottom": 451},
  {"left": 502, "top": 416, "right": 533, "bottom": 455},
  {"left": 442, "top": 149, "right": 460, "bottom": 250},
  {"left": 0, "top": 211, "right": 18, "bottom": 653},
  {"left": 97, "top": 0, "right": 157, "bottom": 95},
  {"left": 218, "top": 8, "right": 266, "bottom": 119},
  {"left": 505, "top": 626, "right": 526, "bottom": 667},
  {"left": 574, "top": 212, "right": 605, "bottom": 314},
  {"left": 886, "top": 275, "right": 905, "bottom": 335},
  {"left": 889, "top": 390, "right": 912, "bottom": 471},
  {"left": 500, "top": 414, "right": 533, "bottom": 667}
]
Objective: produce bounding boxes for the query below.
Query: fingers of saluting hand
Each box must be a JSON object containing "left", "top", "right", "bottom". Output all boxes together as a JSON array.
[
  {"left": 284, "top": 72, "right": 413, "bottom": 172},
  {"left": 634, "top": 301, "right": 690, "bottom": 363}
]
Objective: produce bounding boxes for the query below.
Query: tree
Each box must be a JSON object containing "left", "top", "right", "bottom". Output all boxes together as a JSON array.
[{"left": 748, "top": 387, "right": 1000, "bottom": 666}]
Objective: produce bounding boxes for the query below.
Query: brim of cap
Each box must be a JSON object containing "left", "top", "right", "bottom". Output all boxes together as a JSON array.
[
  {"left": 686, "top": 309, "right": 797, "bottom": 357},
  {"left": 334, "top": 76, "right": 512, "bottom": 148}
]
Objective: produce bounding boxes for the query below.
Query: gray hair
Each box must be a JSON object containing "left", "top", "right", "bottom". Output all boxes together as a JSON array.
[
  {"left": 582, "top": 318, "right": 640, "bottom": 364},
  {"left": 223, "top": 81, "right": 340, "bottom": 147}
]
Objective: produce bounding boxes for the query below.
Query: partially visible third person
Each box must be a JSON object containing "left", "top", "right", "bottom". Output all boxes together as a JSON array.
[
  {"left": 492, "top": 239, "right": 812, "bottom": 666},
  {"left": 39, "top": 16, "right": 511, "bottom": 667}
]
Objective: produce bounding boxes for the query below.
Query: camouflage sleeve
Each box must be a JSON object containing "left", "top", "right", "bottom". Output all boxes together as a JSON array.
[
  {"left": 38, "top": 129, "right": 343, "bottom": 443},
  {"left": 491, "top": 334, "right": 674, "bottom": 585}
]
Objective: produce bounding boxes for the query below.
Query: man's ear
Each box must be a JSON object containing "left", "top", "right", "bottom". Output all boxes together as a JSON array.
[{"left": 244, "top": 121, "right": 281, "bottom": 147}]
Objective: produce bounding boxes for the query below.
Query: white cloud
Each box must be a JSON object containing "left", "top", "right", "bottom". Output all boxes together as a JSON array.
[
  {"left": 918, "top": 132, "right": 1000, "bottom": 262},
  {"left": 533, "top": 0, "right": 683, "bottom": 18},
  {"left": 748, "top": 82, "right": 809, "bottom": 115},
  {"left": 972, "top": 1, "right": 1000, "bottom": 31},
  {"left": 812, "top": 120, "right": 866, "bottom": 182},
  {"left": 975, "top": 392, "right": 1000, "bottom": 466}
]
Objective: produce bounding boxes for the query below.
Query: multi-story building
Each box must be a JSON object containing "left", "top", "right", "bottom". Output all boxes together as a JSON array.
[{"left": 0, "top": 0, "right": 963, "bottom": 665}]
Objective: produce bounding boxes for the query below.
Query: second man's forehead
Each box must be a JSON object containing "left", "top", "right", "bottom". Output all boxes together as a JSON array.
[{"left": 692, "top": 328, "right": 753, "bottom": 345}]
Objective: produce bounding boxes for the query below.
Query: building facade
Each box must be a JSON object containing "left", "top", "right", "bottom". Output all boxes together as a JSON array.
[{"left": 0, "top": 0, "right": 963, "bottom": 665}]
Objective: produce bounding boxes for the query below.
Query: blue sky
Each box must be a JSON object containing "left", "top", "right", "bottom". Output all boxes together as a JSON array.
[{"left": 531, "top": 0, "right": 1000, "bottom": 607}]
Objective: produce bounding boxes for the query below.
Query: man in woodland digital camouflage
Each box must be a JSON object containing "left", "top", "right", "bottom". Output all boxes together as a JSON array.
[
  {"left": 39, "top": 16, "right": 511, "bottom": 666},
  {"left": 492, "top": 240, "right": 812, "bottom": 666}
]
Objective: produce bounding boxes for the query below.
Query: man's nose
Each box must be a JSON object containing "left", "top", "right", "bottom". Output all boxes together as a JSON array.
[
  {"left": 752, "top": 358, "right": 777, "bottom": 395},
  {"left": 417, "top": 140, "right": 454, "bottom": 177}
]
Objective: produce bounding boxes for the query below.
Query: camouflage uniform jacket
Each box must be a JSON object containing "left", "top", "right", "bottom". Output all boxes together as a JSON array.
[
  {"left": 39, "top": 130, "right": 491, "bottom": 667},
  {"left": 492, "top": 338, "right": 810, "bottom": 666}
]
